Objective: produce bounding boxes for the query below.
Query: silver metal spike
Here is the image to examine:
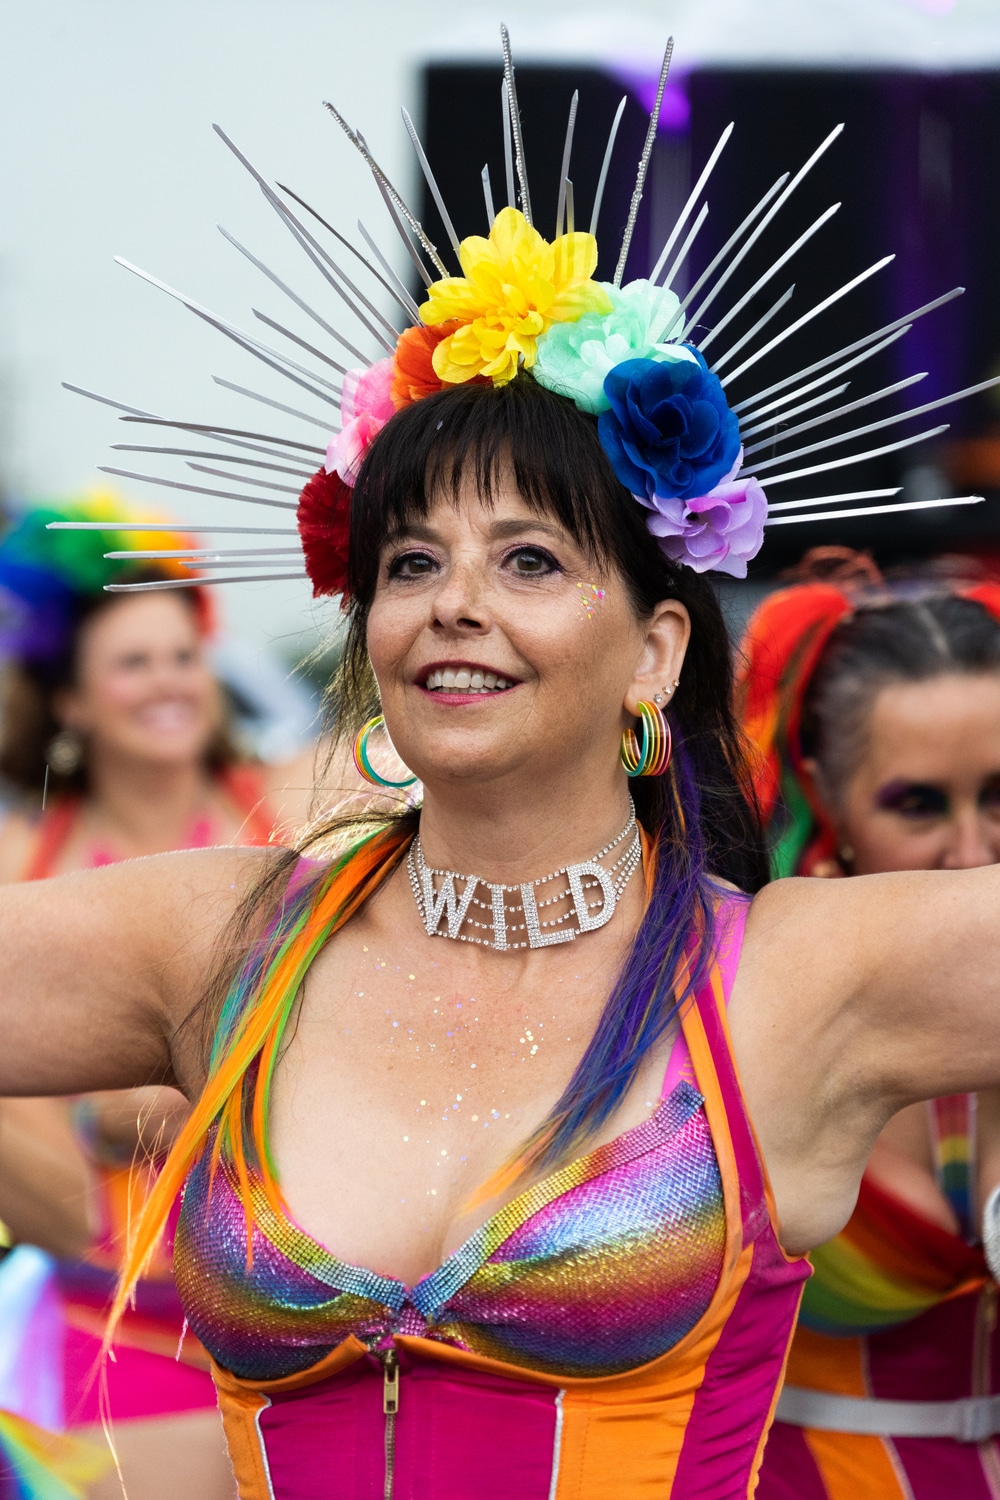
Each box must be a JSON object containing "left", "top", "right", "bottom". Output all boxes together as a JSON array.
[
  {"left": 61, "top": 382, "right": 159, "bottom": 419},
  {"left": 49, "top": 522, "right": 297, "bottom": 535},
  {"left": 106, "top": 574, "right": 308, "bottom": 592},
  {"left": 765, "top": 495, "right": 983, "bottom": 527},
  {"left": 589, "top": 96, "right": 627, "bottom": 239},
  {"left": 195, "top": 307, "right": 342, "bottom": 408},
  {"left": 759, "top": 425, "right": 950, "bottom": 487},
  {"left": 275, "top": 182, "right": 419, "bottom": 325},
  {"left": 105, "top": 547, "right": 303, "bottom": 560},
  {"left": 767, "top": 488, "right": 900, "bottom": 513},
  {"left": 501, "top": 82, "right": 516, "bottom": 210},
  {"left": 482, "top": 165, "right": 496, "bottom": 228},
  {"left": 555, "top": 91, "right": 579, "bottom": 237},
  {"left": 711, "top": 287, "right": 796, "bottom": 375},
  {"left": 260, "top": 195, "right": 397, "bottom": 353},
  {"left": 739, "top": 380, "right": 848, "bottom": 440},
  {"left": 681, "top": 124, "right": 845, "bottom": 338},
  {"left": 217, "top": 226, "right": 371, "bottom": 367},
  {"left": 369, "top": 172, "right": 434, "bottom": 288},
  {"left": 401, "top": 106, "right": 461, "bottom": 258},
  {"left": 177, "top": 556, "right": 303, "bottom": 570},
  {"left": 113, "top": 257, "right": 343, "bottom": 397},
  {"left": 211, "top": 377, "right": 335, "bottom": 433},
  {"left": 659, "top": 203, "right": 708, "bottom": 293},
  {"left": 741, "top": 372, "right": 927, "bottom": 458},
  {"left": 500, "top": 25, "right": 532, "bottom": 225},
  {"left": 699, "top": 203, "right": 841, "bottom": 354},
  {"left": 650, "top": 122, "right": 734, "bottom": 285},
  {"left": 614, "top": 37, "right": 674, "bottom": 286},
  {"left": 248, "top": 310, "right": 348, "bottom": 376},
  {"left": 720, "top": 255, "right": 895, "bottom": 386},
  {"left": 111, "top": 445, "right": 314, "bottom": 478},
  {"left": 660, "top": 175, "right": 790, "bottom": 341},
  {"left": 736, "top": 330, "right": 909, "bottom": 423},
  {"left": 324, "top": 103, "right": 448, "bottom": 276},
  {"left": 97, "top": 466, "right": 298, "bottom": 510},
  {"left": 565, "top": 180, "right": 575, "bottom": 235},
  {"left": 731, "top": 289, "right": 963, "bottom": 412},
  {"left": 117, "top": 416, "right": 324, "bottom": 454},
  {"left": 356, "top": 223, "right": 423, "bottom": 321},
  {"left": 743, "top": 375, "right": 1000, "bottom": 476},
  {"left": 186, "top": 463, "right": 302, "bottom": 494}
]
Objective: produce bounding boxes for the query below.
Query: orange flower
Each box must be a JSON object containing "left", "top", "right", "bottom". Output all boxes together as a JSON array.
[{"left": 391, "top": 322, "right": 489, "bottom": 409}]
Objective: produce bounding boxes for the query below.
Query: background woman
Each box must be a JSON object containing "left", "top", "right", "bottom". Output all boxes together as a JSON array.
[
  {"left": 742, "top": 548, "right": 1000, "bottom": 1497},
  {"left": 0, "top": 495, "right": 320, "bottom": 1500}
]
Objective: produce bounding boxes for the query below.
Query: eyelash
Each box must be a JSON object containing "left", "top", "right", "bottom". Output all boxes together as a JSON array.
[{"left": 385, "top": 545, "right": 563, "bottom": 581}]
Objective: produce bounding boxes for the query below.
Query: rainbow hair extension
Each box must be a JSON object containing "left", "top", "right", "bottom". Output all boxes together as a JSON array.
[{"left": 109, "top": 822, "right": 411, "bottom": 1340}]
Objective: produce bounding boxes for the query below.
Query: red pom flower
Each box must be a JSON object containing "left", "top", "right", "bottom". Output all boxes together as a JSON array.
[{"left": 297, "top": 467, "right": 353, "bottom": 599}]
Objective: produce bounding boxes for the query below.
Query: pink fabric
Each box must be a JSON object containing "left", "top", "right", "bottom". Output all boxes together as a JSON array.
[
  {"left": 257, "top": 1354, "right": 557, "bottom": 1499},
  {"left": 63, "top": 1327, "right": 217, "bottom": 1426},
  {"left": 661, "top": 894, "right": 750, "bottom": 1100}
]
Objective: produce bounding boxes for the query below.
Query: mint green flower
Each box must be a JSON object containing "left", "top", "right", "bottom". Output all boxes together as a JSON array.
[{"left": 533, "top": 279, "right": 697, "bottom": 415}]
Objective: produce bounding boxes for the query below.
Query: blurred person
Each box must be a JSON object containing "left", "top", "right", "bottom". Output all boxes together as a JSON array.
[
  {"left": 741, "top": 548, "right": 1000, "bottom": 1497},
  {"left": 0, "top": 496, "right": 322, "bottom": 1500}
]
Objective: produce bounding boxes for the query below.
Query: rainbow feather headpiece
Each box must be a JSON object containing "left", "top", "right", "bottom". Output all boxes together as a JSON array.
[
  {"left": 58, "top": 28, "right": 993, "bottom": 601},
  {"left": 0, "top": 493, "right": 210, "bottom": 668}
]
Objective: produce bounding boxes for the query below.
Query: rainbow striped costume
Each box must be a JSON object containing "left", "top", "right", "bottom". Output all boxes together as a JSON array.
[
  {"left": 170, "top": 831, "right": 808, "bottom": 1498},
  {"left": 758, "top": 1095, "right": 1000, "bottom": 1498}
]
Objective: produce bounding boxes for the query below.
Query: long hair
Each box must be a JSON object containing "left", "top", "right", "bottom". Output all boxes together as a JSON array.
[{"left": 113, "top": 376, "right": 768, "bottom": 1322}]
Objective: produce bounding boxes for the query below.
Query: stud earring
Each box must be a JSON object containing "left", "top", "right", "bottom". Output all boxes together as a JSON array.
[
  {"left": 621, "top": 701, "right": 673, "bottom": 778},
  {"left": 352, "top": 715, "right": 418, "bottom": 789}
]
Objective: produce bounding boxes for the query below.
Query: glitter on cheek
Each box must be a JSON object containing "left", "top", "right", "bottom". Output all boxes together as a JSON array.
[{"left": 575, "top": 580, "right": 608, "bottom": 619}]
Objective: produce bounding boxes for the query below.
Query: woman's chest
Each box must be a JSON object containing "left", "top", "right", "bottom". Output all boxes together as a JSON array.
[{"left": 266, "top": 927, "right": 667, "bottom": 1284}]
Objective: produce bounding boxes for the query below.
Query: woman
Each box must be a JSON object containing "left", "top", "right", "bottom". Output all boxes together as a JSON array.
[
  {"left": 0, "top": 378, "right": 999, "bottom": 1500},
  {"left": 741, "top": 550, "right": 1000, "bottom": 1497},
  {"left": 0, "top": 496, "right": 320, "bottom": 1500}
]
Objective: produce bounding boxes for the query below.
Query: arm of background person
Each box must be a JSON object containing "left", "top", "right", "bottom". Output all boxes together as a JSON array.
[
  {"left": 0, "top": 1096, "right": 97, "bottom": 1258},
  {"left": 0, "top": 845, "right": 271, "bottom": 1099}
]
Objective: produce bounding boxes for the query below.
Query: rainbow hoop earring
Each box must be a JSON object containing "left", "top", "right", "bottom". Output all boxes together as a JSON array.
[
  {"left": 620, "top": 700, "right": 673, "bottom": 778},
  {"left": 352, "top": 715, "right": 418, "bottom": 789}
]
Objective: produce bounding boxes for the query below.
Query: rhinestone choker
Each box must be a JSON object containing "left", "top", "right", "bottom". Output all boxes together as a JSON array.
[{"left": 407, "top": 802, "right": 641, "bottom": 951}]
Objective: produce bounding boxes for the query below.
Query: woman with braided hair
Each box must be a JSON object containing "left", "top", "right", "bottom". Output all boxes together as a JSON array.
[{"left": 742, "top": 549, "right": 1000, "bottom": 1497}]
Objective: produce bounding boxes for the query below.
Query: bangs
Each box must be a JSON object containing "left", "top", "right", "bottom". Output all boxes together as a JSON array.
[{"left": 347, "top": 377, "right": 624, "bottom": 598}]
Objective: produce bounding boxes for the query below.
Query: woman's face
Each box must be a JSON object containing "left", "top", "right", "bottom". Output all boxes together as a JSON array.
[
  {"left": 365, "top": 477, "right": 689, "bottom": 792},
  {"left": 57, "top": 593, "right": 221, "bottom": 770},
  {"left": 832, "top": 673, "right": 1000, "bottom": 874}
]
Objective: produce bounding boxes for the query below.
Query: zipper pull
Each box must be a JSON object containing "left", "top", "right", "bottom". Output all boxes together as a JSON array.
[{"left": 383, "top": 1348, "right": 400, "bottom": 1416}]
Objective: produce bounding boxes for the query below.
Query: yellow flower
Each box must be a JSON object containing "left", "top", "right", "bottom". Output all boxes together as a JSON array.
[{"left": 419, "top": 207, "right": 613, "bottom": 386}]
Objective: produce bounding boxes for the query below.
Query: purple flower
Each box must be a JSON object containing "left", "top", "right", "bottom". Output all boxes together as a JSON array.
[
  {"left": 598, "top": 353, "right": 741, "bottom": 502},
  {"left": 642, "top": 478, "right": 768, "bottom": 579}
]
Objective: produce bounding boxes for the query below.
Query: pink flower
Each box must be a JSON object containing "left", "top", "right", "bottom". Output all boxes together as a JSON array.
[
  {"left": 326, "top": 358, "right": 396, "bottom": 487},
  {"left": 641, "top": 477, "right": 767, "bottom": 579}
]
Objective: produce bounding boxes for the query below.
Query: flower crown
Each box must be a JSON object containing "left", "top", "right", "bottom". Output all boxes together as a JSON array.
[
  {"left": 59, "top": 29, "right": 992, "bottom": 602},
  {"left": 0, "top": 493, "right": 212, "bottom": 667}
]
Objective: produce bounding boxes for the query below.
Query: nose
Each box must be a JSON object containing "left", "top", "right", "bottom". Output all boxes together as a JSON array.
[
  {"left": 430, "top": 558, "right": 491, "bottom": 635},
  {"left": 941, "top": 806, "right": 1000, "bottom": 870}
]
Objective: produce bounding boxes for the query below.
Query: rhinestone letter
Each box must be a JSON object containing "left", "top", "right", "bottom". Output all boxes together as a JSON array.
[
  {"left": 567, "top": 860, "right": 617, "bottom": 933},
  {"left": 521, "top": 882, "right": 575, "bottom": 948},
  {"left": 421, "top": 868, "right": 479, "bottom": 939}
]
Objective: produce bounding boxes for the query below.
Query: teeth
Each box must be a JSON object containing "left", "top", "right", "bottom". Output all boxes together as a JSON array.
[{"left": 422, "top": 668, "right": 513, "bottom": 692}]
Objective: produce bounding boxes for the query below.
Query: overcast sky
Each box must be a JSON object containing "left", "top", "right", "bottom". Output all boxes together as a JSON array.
[{"left": 1, "top": 0, "right": 997, "bottom": 653}]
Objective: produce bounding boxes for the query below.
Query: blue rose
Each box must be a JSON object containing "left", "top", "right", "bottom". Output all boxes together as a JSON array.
[{"left": 598, "top": 352, "right": 741, "bottom": 502}]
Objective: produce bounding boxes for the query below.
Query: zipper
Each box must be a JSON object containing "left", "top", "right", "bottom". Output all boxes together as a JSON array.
[{"left": 381, "top": 1347, "right": 400, "bottom": 1500}]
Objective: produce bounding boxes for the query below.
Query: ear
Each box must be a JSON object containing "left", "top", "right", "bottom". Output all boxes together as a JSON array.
[
  {"left": 51, "top": 686, "right": 84, "bottom": 733},
  {"left": 624, "top": 599, "right": 691, "bottom": 717}
]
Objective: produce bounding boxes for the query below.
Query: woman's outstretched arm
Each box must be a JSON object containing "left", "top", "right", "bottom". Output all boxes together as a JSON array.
[
  {"left": 732, "top": 864, "right": 1000, "bottom": 1251},
  {"left": 0, "top": 847, "right": 270, "bottom": 1099}
]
